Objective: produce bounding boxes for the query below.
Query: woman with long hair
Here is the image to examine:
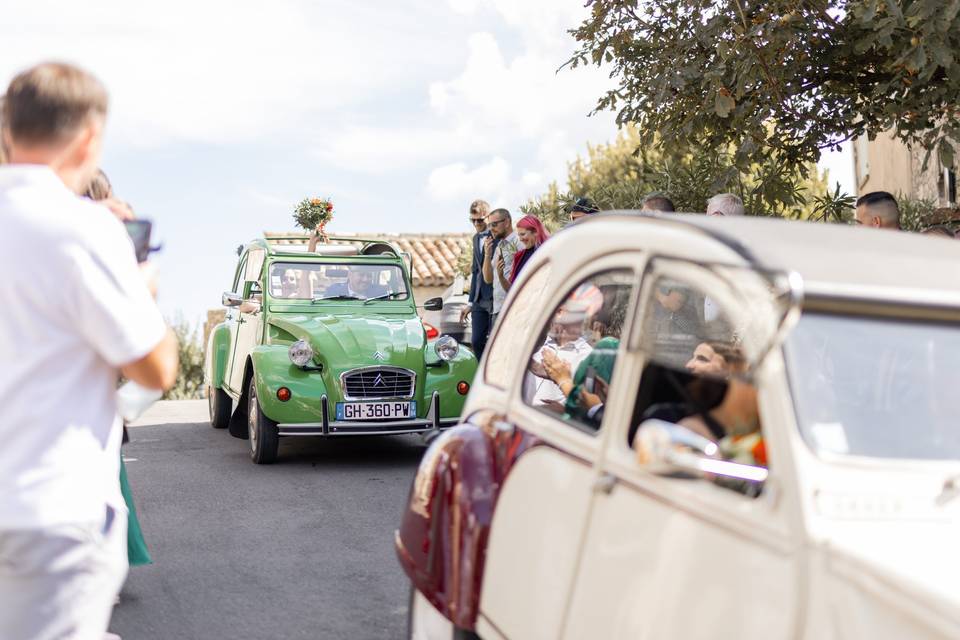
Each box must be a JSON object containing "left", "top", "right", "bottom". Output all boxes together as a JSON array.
[{"left": 510, "top": 215, "right": 549, "bottom": 286}]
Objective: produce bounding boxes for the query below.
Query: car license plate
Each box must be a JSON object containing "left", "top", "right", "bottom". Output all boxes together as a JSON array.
[{"left": 335, "top": 401, "right": 416, "bottom": 421}]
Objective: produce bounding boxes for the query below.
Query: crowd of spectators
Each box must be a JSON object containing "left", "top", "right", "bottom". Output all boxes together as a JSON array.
[{"left": 461, "top": 180, "right": 957, "bottom": 495}]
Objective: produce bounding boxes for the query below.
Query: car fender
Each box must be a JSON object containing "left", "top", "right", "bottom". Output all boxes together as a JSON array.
[
  {"left": 204, "top": 321, "right": 231, "bottom": 389},
  {"left": 394, "top": 413, "right": 539, "bottom": 630},
  {"left": 249, "top": 346, "right": 330, "bottom": 423},
  {"left": 422, "top": 345, "right": 478, "bottom": 419}
]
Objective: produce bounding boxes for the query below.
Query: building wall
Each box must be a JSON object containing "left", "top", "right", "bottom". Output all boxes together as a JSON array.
[{"left": 854, "top": 130, "right": 955, "bottom": 205}]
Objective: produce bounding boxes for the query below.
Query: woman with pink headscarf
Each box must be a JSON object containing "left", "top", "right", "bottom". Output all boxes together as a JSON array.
[{"left": 510, "top": 215, "right": 550, "bottom": 285}]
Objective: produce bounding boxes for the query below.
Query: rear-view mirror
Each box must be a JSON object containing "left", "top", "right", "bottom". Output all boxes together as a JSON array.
[
  {"left": 634, "top": 419, "right": 768, "bottom": 484},
  {"left": 223, "top": 291, "right": 242, "bottom": 307},
  {"left": 423, "top": 297, "right": 443, "bottom": 311}
]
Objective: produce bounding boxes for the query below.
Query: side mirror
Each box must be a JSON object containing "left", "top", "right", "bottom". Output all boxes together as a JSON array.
[
  {"left": 223, "top": 291, "right": 243, "bottom": 307},
  {"left": 634, "top": 419, "right": 768, "bottom": 484},
  {"left": 423, "top": 297, "right": 443, "bottom": 311}
]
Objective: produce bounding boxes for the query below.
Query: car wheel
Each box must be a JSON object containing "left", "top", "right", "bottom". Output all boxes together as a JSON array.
[
  {"left": 247, "top": 377, "right": 279, "bottom": 464},
  {"left": 408, "top": 588, "right": 479, "bottom": 640},
  {"left": 208, "top": 384, "right": 231, "bottom": 429}
]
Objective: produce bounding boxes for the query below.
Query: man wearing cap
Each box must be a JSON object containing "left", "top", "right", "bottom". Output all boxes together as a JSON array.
[{"left": 567, "top": 196, "right": 599, "bottom": 224}]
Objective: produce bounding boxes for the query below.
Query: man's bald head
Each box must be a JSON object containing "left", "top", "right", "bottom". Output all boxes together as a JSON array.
[
  {"left": 855, "top": 191, "right": 900, "bottom": 229},
  {"left": 641, "top": 193, "right": 675, "bottom": 213}
]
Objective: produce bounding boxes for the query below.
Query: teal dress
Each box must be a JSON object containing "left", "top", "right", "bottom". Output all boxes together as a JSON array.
[
  {"left": 564, "top": 337, "right": 620, "bottom": 425},
  {"left": 120, "top": 456, "right": 152, "bottom": 566}
]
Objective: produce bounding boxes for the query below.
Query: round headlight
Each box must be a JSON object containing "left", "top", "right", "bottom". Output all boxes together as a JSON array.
[
  {"left": 288, "top": 339, "right": 315, "bottom": 367},
  {"left": 435, "top": 335, "right": 459, "bottom": 361}
]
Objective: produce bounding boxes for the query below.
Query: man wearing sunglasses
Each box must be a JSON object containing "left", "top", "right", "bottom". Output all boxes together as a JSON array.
[
  {"left": 482, "top": 208, "right": 519, "bottom": 328},
  {"left": 464, "top": 199, "right": 494, "bottom": 357}
]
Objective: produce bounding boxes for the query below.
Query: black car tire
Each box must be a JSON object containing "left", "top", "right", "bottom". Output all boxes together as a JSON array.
[
  {"left": 247, "top": 377, "right": 279, "bottom": 464},
  {"left": 208, "top": 384, "right": 231, "bottom": 429}
]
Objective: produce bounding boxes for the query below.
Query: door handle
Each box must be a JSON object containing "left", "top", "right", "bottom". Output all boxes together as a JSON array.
[{"left": 592, "top": 472, "right": 617, "bottom": 495}]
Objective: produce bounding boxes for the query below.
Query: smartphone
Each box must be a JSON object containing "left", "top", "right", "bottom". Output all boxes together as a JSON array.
[
  {"left": 584, "top": 366, "right": 597, "bottom": 394},
  {"left": 123, "top": 220, "right": 153, "bottom": 263}
]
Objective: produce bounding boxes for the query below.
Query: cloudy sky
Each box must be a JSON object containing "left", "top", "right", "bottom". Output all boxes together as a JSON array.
[{"left": 2, "top": 0, "right": 853, "bottom": 324}]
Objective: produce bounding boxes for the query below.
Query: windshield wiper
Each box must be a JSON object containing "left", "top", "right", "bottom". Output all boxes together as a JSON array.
[
  {"left": 312, "top": 294, "right": 362, "bottom": 303},
  {"left": 363, "top": 292, "right": 405, "bottom": 305}
]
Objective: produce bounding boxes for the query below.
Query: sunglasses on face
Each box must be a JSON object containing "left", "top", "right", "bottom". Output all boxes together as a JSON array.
[
  {"left": 470, "top": 217, "right": 486, "bottom": 224},
  {"left": 487, "top": 218, "right": 506, "bottom": 226}
]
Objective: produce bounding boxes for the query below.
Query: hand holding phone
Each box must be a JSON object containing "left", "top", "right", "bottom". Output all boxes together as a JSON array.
[
  {"left": 584, "top": 366, "right": 597, "bottom": 395},
  {"left": 123, "top": 220, "right": 157, "bottom": 263}
]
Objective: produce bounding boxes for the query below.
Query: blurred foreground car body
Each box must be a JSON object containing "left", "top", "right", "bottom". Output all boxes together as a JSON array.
[{"left": 395, "top": 213, "right": 960, "bottom": 639}]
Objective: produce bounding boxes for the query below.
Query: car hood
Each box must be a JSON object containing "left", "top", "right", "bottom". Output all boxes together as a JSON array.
[{"left": 269, "top": 313, "right": 426, "bottom": 374}]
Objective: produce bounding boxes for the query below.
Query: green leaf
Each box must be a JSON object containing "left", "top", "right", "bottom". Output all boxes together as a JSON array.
[{"left": 715, "top": 92, "right": 735, "bottom": 118}]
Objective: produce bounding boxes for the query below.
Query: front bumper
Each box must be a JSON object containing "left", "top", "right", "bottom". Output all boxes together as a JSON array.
[{"left": 276, "top": 391, "right": 459, "bottom": 436}]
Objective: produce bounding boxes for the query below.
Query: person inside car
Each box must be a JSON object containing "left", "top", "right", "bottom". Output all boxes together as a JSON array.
[
  {"left": 325, "top": 266, "right": 388, "bottom": 299},
  {"left": 542, "top": 299, "right": 628, "bottom": 428},
  {"left": 526, "top": 305, "right": 594, "bottom": 412},
  {"left": 634, "top": 342, "right": 766, "bottom": 468},
  {"left": 280, "top": 268, "right": 301, "bottom": 298}
]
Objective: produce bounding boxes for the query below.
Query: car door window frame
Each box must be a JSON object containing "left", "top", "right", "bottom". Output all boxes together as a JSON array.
[
  {"left": 504, "top": 252, "right": 645, "bottom": 460},
  {"left": 595, "top": 256, "right": 799, "bottom": 549},
  {"left": 231, "top": 253, "right": 248, "bottom": 296}
]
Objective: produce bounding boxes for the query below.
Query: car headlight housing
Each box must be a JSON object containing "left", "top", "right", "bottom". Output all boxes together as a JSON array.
[
  {"left": 435, "top": 335, "right": 459, "bottom": 361},
  {"left": 288, "top": 339, "right": 315, "bottom": 367}
]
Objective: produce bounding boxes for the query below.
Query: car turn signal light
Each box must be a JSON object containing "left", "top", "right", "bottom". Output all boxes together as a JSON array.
[
  {"left": 424, "top": 322, "right": 439, "bottom": 339},
  {"left": 457, "top": 381, "right": 470, "bottom": 395},
  {"left": 277, "top": 387, "right": 292, "bottom": 402}
]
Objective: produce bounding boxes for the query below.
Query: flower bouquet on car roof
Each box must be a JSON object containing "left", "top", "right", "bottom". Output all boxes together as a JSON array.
[{"left": 293, "top": 197, "right": 334, "bottom": 245}]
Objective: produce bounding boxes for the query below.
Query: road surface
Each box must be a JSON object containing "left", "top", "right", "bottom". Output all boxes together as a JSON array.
[{"left": 110, "top": 401, "right": 425, "bottom": 639}]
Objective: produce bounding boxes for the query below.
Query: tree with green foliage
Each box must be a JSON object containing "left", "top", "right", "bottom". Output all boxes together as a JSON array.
[
  {"left": 522, "top": 124, "right": 854, "bottom": 228},
  {"left": 567, "top": 0, "right": 960, "bottom": 171},
  {"left": 163, "top": 316, "right": 205, "bottom": 400}
]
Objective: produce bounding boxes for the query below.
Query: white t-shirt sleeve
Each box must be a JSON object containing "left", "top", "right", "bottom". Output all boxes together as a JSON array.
[{"left": 65, "top": 213, "right": 167, "bottom": 368}]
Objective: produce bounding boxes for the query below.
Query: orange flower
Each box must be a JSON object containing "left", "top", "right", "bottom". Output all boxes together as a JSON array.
[
  {"left": 751, "top": 439, "right": 767, "bottom": 467},
  {"left": 310, "top": 198, "right": 322, "bottom": 206}
]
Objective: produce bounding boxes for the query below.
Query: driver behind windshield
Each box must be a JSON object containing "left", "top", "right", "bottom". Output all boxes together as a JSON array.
[{"left": 325, "top": 266, "right": 389, "bottom": 299}]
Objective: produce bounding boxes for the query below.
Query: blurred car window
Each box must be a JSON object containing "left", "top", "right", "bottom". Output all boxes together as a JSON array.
[
  {"left": 520, "top": 269, "right": 634, "bottom": 433},
  {"left": 787, "top": 313, "right": 960, "bottom": 460},
  {"left": 267, "top": 262, "right": 409, "bottom": 300}
]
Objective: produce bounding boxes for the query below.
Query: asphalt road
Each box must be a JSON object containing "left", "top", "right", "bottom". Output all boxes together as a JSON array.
[{"left": 110, "top": 401, "right": 426, "bottom": 639}]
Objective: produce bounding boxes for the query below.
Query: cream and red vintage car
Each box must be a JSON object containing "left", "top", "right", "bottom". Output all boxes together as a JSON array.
[{"left": 395, "top": 213, "right": 960, "bottom": 639}]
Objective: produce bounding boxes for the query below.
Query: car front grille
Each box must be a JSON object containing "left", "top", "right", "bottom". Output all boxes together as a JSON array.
[{"left": 341, "top": 368, "right": 415, "bottom": 399}]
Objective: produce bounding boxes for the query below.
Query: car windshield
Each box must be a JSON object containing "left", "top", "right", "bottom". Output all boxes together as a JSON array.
[
  {"left": 268, "top": 262, "right": 409, "bottom": 301},
  {"left": 785, "top": 312, "right": 960, "bottom": 461}
]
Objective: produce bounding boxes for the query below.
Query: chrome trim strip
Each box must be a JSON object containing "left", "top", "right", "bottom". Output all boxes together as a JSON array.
[
  {"left": 277, "top": 424, "right": 457, "bottom": 437},
  {"left": 338, "top": 365, "right": 417, "bottom": 401}
]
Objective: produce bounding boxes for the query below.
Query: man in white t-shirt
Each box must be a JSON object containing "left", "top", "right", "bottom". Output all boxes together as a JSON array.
[
  {"left": 0, "top": 63, "right": 179, "bottom": 640},
  {"left": 525, "top": 310, "right": 593, "bottom": 410},
  {"left": 481, "top": 208, "right": 520, "bottom": 326}
]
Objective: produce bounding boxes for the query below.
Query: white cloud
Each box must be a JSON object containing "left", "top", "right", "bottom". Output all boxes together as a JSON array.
[
  {"left": 0, "top": 1, "right": 449, "bottom": 148},
  {"left": 427, "top": 156, "right": 512, "bottom": 202},
  {"left": 419, "top": 9, "right": 617, "bottom": 205}
]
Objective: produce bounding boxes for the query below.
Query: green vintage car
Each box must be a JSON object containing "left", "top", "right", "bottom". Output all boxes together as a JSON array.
[{"left": 204, "top": 234, "right": 478, "bottom": 463}]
